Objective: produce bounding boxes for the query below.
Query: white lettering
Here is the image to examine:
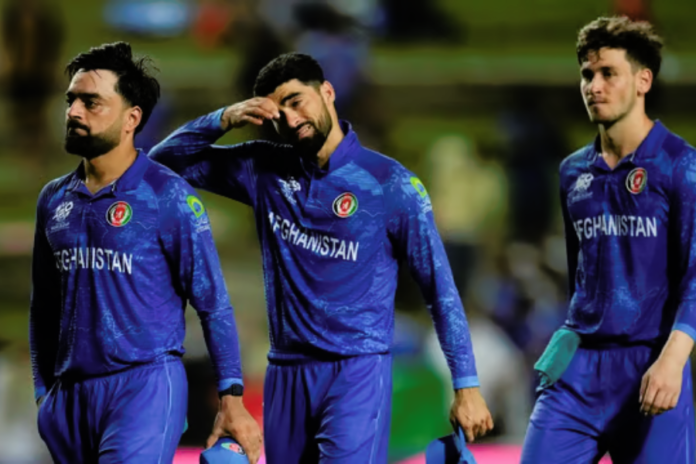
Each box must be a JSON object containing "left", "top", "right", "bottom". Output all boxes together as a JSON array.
[
  {"left": 647, "top": 217, "right": 657, "bottom": 237},
  {"left": 122, "top": 253, "right": 133, "bottom": 275},
  {"left": 308, "top": 234, "right": 319, "bottom": 252},
  {"left": 320, "top": 236, "right": 330, "bottom": 256},
  {"left": 281, "top": 219, "right": 290, "bottom": 240},
  {"left": 635, "top": 217, "right": 646, "bottom": 237},
  {"left": 53, "top": 248, "right": 133, "bottom": 274},
  {"left": 297, "top": 233, "right": 308, "bottom": 248},
  {"left": 329, "top": 238, "right": 340, "bottom": 257},
  {"left": 584, "top": 218, "right": 593, "bottom": 239},
  {"left": 607, "top": 215, "right": 618, "bottom": 236},
  {"left": 78, "top": 248, "right": 86, "bottom": 269},
  {"left": 112, "top": 251, "right": 122, "bottom": 273},
  {"left": 104, "top": 250, "right": 114, "bottom": 270},
  {"left": 572, "top": 215, "right": 659, "bottom": 241},
  {"left": 267, "top": 212, "right": 361, "bottom": 261},
  {"left": 96, "top": 248, "right": 104, "bottom": 269},
  {"left": 335, "top": 240, "right": 347, "bottom": 260},
  {"left": 347, "top": 241, "right": 360, "bottom": 262},
  {"left": 289, "top": 223, "right": 300, "bottom": 244}
]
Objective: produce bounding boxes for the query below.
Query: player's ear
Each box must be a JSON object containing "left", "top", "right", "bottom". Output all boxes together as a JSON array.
[
  {"left": 125, "top": 106, "right": 143, "bottom": 134},
  {"left": 320, "top": 81, "right": 335, "bottom": 106},
  {"left": 636, "top": 67, "right": 653, "bottom": 97}
]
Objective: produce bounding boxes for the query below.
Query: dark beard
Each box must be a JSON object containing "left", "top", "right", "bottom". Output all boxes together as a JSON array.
[
  {"left": 290, "top": 109, "right": 333, "bottom": 163},
  {"left": 64, "top": 121, "right": 120, "bottom": 160}
]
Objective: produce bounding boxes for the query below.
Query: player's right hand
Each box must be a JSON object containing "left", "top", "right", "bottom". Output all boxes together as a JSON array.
[
  {"left": 207, "top": 396, "right": 263, "bottom": 464},
  {"left": 221, "top": 98, "right": 280, "bottom": 130},
  {"left": 450, "top": 387, "right": 494, "bottom": 443}
]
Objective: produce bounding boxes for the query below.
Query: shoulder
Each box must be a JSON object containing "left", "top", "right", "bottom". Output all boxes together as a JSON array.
[
  {"left": 351, "top": 146, "right": 418, "bottom": 186},
  {"left": 141, "top": 159, "right": 206, "bottom": 221},
  {"left": 661, "top": 129, "right": 696, "bottom": 168},
  {"left": 559, "top": 143, "right": 593, "bottom": 188},
  {"left": 38, "top": 173, "right": 73, "bottom": 212}
]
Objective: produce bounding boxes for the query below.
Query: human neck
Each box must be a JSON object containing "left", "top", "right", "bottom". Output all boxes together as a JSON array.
[
  {"left": 82, "top": 144, "right": 137, "bottom": 194},
  {"left": 316, "top": 121, "right": 345, "bottom": 168},
  {"left": 598, "top": 110, "right": 653, "bottom": 170}
]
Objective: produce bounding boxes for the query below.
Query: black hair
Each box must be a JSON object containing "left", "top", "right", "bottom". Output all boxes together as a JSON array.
[
  {"left": 66, "top": 41, "right": 160, "bottom": 134},
  {"left": 253, "top": 52, "right": 324, "bottom": 97}
]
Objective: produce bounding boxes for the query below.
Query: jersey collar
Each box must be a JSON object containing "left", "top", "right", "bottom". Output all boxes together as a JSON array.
[
  {"left": 67, "top": 149, "right": 149, "bottom": 195},
  {"left": 588, "top": 120, "right": 668, "bottom": 170}
]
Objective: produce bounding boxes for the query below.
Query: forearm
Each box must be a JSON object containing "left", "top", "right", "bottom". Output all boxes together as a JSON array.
[
  {"left": 148, "top": 108, "right": 227, "bottom": 169},
  {"left": 429, "top": 299, "right": 479, "bottom": 388},
  {"left": 660, "top": 329, "right": 695, "bottom": 367},
  {"left": 29, "top": 310, "right": 57, "bottom": 400},
  {"left": 198, "top": 306, "right": 244, "bottom": 390}
]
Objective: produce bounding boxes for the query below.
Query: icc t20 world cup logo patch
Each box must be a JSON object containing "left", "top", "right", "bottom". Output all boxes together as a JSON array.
[
  {"left": 332, "top": 192, "right": 358, "bottom": 218},
  {"left": 626, "top": 167, "right": 647, "bottom": 195},
  {"left": 106, "top": 201, "right": 133, "bottom": 227}
]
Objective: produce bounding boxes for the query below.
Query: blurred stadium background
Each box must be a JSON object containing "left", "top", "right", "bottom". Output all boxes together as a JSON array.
[{"left": 1, "top": 0, "right": 695, "bottom": 462}]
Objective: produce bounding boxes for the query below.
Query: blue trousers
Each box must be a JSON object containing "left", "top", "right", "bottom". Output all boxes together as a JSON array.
[
  {"left": 521, "top": 344, "right": 695, "bottom": 464},
  {"left": 38, "top": 358, "right": 188, "bottom": 464},
  {"left": 263, "top": 354, "right": 392, "bottom": 464}
]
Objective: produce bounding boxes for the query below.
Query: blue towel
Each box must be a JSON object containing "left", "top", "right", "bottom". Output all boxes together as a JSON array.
[{"left": 534, "top": 328, "right": 581, "bottom": 390}]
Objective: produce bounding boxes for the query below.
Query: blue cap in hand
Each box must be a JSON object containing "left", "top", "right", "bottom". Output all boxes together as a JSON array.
[
  {"left": 200, "top": 437, "right": 249, "bottom": 464},
  {"left": 425, "top": 426, "right": 477, "bottom": 464}
]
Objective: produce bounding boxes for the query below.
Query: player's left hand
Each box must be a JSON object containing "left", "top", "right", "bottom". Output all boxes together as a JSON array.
[
  {"left": 207, "top": 396, "right": 263, "bottom": 464},
  {"left": 640, "top": 354, "right": 684, "bottom": 416},
  {"left": 450, "top": 387, "right": 494, "bottom": 443}
]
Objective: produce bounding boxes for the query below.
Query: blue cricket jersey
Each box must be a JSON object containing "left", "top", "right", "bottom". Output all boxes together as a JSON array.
[
  {"left": 560, "top": 121, "right": 696, "bottom": 345},
  {"left": 149, "top": 109, "right": 479, "bottom": 388},
  {"left": 30, "top": 151, "right": 243, "bottom": 400}
]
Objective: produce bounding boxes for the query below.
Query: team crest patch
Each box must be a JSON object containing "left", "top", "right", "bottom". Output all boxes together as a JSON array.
[
  {"left": 332, "top": 192, "right": 358, "bottom": 218},
  {"left": 106, "top": 201, "right": 133, "bottom": 227},
  {"left": 626, "top": 167, "right": 647, "bottom": 195},
  {"left": 221, "top": 442, "right": 246, "bottom": 455}
]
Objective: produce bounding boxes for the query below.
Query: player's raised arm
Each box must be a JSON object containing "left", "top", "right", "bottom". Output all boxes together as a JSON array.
[
  {"left": 29, "top": 184, "right": 62, "bottom": 403},
  {"left": 148, "top": 98, "right": 280, "bottom": 205},
  {"left": 385, "top": 167, "right": 493, "bottom": 442},
  {"left": 158, "top": 180, "right": 262, "bottom": 462}
]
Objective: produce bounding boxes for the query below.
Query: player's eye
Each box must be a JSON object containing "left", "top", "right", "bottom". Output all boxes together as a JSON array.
[
  {"left": 291, "top": 99, "right": 301, "bottom": 109},
  {"left": 84, "top": 100, "right": 96, "bottom": 109}
]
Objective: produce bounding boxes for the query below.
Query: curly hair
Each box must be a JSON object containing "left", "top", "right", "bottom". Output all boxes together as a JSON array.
[
  {"left": 66, "top": 42, "right": 160, "bottom": 134},
  {"left": 576, "top": 16, "right": 663, "bottom": 78}
]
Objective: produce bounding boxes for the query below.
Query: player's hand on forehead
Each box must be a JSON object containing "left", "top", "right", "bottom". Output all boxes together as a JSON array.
[{"left": 221, "top": 97, "right": 280, "bottom": 130}]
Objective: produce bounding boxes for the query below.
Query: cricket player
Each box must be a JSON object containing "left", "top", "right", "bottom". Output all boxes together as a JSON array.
[
  {"left": 521, "top": 17, "right": 696, "bottom": 463},
  {"left": 30, "top": 42, "right": 262, "bottom": 463},
  {"left": 149, "top": 52, "right": 493, "bottom": 463}
]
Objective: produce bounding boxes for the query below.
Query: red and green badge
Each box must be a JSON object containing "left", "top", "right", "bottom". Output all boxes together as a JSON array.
[
  {"left": 626, "top": 167, "right": 647, "bottom": 194},
  {"left": 333, "top": 192, "right": 358, "bottom": 218},
  {"left": 106, "top": 201, "right": 133, "bottom": 227}
]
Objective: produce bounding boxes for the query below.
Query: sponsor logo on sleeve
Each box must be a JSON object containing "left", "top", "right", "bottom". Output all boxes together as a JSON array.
[{"left": 186, "top": 195, "right": 205, "bottom": 218}]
